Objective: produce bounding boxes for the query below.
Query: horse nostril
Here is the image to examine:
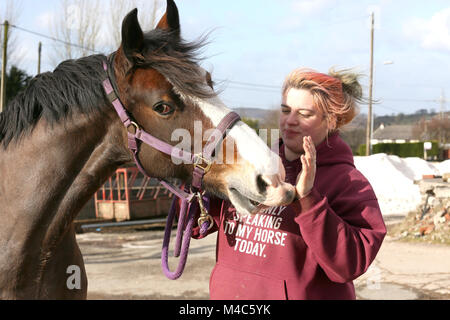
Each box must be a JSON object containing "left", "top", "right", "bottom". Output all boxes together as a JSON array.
[{"left": 256, "top": 174, "right": 269, "bottom": 194}]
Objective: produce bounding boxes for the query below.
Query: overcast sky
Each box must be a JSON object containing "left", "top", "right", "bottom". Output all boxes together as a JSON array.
[{"left": 3, "top": 0, "right": 450, "bottom": 116}]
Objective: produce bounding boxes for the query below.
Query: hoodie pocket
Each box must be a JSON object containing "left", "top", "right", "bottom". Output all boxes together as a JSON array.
[{"left": 209, "top": 264, "right": 287, "bottom": 300}]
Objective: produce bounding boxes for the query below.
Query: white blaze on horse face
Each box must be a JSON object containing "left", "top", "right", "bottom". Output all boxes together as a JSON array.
[{"left": 194, "top": 94, "right": 280, "bottom": 176}]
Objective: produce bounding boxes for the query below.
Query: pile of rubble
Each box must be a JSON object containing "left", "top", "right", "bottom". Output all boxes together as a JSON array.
[{"left": 391, "top": 175, "right": 450, "bottom": 244}]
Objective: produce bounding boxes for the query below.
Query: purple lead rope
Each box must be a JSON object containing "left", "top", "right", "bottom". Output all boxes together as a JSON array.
[
  {"left": 161, "top": 197, "right": 211, "bottom": 279},
  {"left": 173, "top": 198, "right": 187, "bottom": 258},
  {"left": 199, "top": 221, "right": 210, "bottom": 236},
  {"left": 162, "top": 191, "right": 211, "bottom": 279},
  {"left": 161, "top": 198, "right": 195, "bottom": 280}
]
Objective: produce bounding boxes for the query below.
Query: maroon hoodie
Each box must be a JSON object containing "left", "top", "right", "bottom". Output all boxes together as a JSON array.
[{"left": 190, "top": 132, "right": 386, "bottom": 300}]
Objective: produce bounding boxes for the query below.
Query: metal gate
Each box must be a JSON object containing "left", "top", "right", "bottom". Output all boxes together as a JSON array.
[{"left": 95, "top": 166, "right": 178, "bottom": 221}]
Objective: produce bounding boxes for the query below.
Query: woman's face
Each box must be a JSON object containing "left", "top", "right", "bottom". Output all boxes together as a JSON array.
[{"left": 279, "top": 88, "right": 330, "bottom": 156}]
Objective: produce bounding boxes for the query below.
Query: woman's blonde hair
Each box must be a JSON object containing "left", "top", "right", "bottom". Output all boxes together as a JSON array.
[{"left": 282, "top": 67, "right": 364, "bottom": 132}]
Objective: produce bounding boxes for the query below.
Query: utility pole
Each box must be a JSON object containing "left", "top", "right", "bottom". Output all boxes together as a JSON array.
[
  {"left": 439, "top": 89, "right": 446, "bottom": 146},
  {"left": 1, "top": 20, "right": 9, "bottom": 113},
  {"left": 365, "top": 12, "right": 374, "bottom": 156},
  {"left": 37, "top": 42, "right": 42, "bottom": 74}
]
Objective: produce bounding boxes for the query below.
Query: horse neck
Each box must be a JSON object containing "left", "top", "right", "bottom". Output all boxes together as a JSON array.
[
  {"left": 0, "top": 110, "right": 130, "bottom": 294},
  {"left": 40, "top": 112, "right": 130, "bottom": 238}
]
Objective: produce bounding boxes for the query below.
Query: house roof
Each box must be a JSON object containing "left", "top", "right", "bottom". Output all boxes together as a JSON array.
[{"left": 372, "top": 124, "right": 415, "bottom": 140}]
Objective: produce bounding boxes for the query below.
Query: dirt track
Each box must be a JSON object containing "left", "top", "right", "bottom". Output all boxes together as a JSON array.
[
  {"left": 77, "top": 219, "right": 450, "bottom": 300},
  {"left": 78, "top": 226, "right": 214, "bottom": 300}
]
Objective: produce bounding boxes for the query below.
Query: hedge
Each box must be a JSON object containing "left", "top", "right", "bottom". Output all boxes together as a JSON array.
[{"left": 358, "top": 141, "right": 440, "bottom": 158}]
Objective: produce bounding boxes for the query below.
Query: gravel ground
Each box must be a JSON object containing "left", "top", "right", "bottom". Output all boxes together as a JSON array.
[{"left": 77, "top": 218, "right": 450, "bottom": 300}]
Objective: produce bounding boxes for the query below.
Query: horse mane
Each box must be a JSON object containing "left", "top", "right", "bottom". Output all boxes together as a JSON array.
[
  {"left": 0, "top": 29, "right": 214, "bottom": 149},
  {"left": 137, "top": 29, "right": 216, "bottom": 99},
  {"left": 0, "top": 54, "right": 108, "bottom": 148}
]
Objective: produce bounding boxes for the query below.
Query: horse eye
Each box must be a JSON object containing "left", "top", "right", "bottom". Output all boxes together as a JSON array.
[{"left": 153, "top": 102, "right": 174, "bottom": 116}]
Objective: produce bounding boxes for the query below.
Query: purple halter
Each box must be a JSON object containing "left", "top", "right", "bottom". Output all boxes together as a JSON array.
[{"left": 102, "top": 54, "right": 240, "bottom": 279}]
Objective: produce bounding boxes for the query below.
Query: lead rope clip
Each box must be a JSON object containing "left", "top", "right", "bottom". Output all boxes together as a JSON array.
[{"left": 196, "top": 192, "right": 214, "bottom": 232}]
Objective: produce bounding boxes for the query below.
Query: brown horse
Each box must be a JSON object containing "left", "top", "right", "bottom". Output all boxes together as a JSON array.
[{"left": 0, "top": 0, "right": 294, "bottom": 299}]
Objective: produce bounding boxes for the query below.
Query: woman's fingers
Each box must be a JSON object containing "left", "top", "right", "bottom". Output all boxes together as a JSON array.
[
  {"left": 296, "top": 136, "right": 317, "bottom": 199},
  {"left": 307, "top": 136, "right": 316, "bottom": 156},
  {"left": 300, "top": 154, "right": 307, "bottom": 173},
  {"left": 309, "top": 137, "right": 316, "bottom": 158},
  {"left": 302, "top": 138, "right": 309, "bottom": 167},
  {"left": 303, "top": 136, "right": 315, "bottom": 167}
]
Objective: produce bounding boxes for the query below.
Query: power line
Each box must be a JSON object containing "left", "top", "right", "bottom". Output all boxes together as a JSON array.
[
  {"left": 2, "top": 23, "right": 100, "bottom": 54},
  {"left": 283, "top": 14, "right": 369, "bottom": 32},
  {"left": 217, "top": 78, "right": 280, "bottom": 90},
  {"left": 374, "top": 105, "right": 403, "bottom": 113},
  {"left": 314, "top": 15, "right": 370, "bottom": 29},
  {"left": 382, "top": 98, "right": 438, "bottom": 103},
  {"left": 0, "top": 24, "right": 446, "bottom": 111},
  {"left": 225, "top": 85, "right": 280, "bottom": 94},
  {"left": 224, "top": 83, "right": 443, "bottom": 105}
]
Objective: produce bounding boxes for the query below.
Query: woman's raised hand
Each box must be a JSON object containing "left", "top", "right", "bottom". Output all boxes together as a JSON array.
[{"left": 295, "top": 136, "right": 316, "bottom": 198}]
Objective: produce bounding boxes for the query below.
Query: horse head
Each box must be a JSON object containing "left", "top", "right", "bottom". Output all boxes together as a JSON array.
[{"left": 113, "top": 0, "right": 295, "bottom": 215}]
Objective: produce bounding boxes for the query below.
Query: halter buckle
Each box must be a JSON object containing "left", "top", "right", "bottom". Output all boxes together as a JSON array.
[{"left": 193, "top": 154, "right": 212, "bottom": 173}]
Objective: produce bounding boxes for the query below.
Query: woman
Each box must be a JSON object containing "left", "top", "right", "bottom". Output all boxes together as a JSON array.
[{"left": 190, "top": 67, "right": 386, "bottom": 300}]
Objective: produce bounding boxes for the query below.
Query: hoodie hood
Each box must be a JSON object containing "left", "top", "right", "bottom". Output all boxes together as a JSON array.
[{"left": 314, "top": 132, "right": 355, "bottom": 167}]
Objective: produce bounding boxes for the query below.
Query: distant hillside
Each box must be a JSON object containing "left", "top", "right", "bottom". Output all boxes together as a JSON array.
[
  {"left": 373, "top": 111, "right": 445, "bottom": 127},
  {"left": 232, "top": 107, "right": 449, "bottom": 155},
  {"left": 231, "top": 107, "right": 273, "bottom": 121},
  {"left": 231, "top": 107, "right": 448, "bottom": 130}
]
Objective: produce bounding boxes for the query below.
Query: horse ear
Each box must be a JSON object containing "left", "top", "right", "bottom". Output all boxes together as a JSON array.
[
  {"left": 155, "top": 0, "right": 180, "bottom": 36},
  {"left": 121, "top": 8, "right": 144, "bottom": 62}
]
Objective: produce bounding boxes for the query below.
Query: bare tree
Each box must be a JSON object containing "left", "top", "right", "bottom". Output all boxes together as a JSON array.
[
  {"left": 49, "top": 0, "right": 101, "bottom": 65},
  {"left": 412, "top": 117, "right": 427, "bottom": 140},
  {"left": 412, "top": 114, "right": 450, "bottom": 145},
  {"left": 49, "top": 0, "right": 162, "bottom": 66},
  {"left": 428, "top": 115, "right": 450, "bottom": 145},
  {"left": 0, "top": 0, "right": 24, "bottom": 68},
  {"left": 340, "top": 128, "right": 366, "bottom": 154}
]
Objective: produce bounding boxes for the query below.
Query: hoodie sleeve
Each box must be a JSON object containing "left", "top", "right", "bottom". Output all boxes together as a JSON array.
[{"left": 291, "top": 186, "right": 387, "bottom": 283}]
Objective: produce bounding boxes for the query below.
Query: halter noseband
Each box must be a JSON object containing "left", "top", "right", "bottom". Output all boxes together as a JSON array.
[{"left": 102, "top": 54, "right": 240, "bottom": 279}]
